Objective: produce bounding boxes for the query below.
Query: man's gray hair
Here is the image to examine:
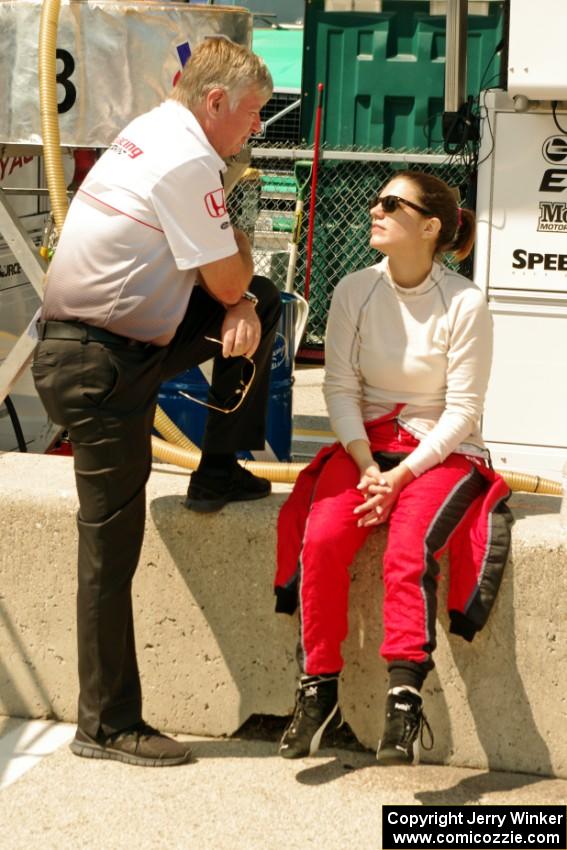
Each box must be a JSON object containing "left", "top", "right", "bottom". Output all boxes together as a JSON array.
[{"left": 170, "top": 37, "right": 273, "bottom": 110}]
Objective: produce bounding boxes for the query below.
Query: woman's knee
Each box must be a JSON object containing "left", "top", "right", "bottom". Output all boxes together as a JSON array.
[{"left": 303, "top": 509, "right": 366, "bottom": 565}]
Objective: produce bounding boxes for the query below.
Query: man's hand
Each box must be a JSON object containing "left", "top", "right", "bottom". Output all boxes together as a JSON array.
[
  {"left": 220, "top": 298, "right": 260, "bottom": 358},
  {"left": 354, "top": 463, "right": 415, "bottom": 528}
]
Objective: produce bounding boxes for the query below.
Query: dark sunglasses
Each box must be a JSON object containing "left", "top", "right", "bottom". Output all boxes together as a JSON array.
[
  {"left": 370, "top": 194, "right": 433, "bottom": 217},
  {"left": 179, "top": 337, "right": 256, "bottom": 414}
]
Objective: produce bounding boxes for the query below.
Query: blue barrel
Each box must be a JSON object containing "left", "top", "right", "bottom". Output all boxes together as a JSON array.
[{"left": 157, "top": 292, "right": 297, "bottom": 461}]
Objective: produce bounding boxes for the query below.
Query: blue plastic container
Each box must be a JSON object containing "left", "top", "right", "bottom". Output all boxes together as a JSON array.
[{"left": 157, "top": 292, "right": 298, "bottom": 461}]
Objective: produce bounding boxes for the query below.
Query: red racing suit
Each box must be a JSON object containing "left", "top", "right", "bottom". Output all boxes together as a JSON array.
[{"left": 275, "top": 411, "right": 513, "bottom": 675}]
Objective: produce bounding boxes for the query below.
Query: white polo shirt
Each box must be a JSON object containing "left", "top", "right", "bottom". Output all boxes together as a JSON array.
[{"left": 42, "top": 100, "right": 237, "bottom": 345}]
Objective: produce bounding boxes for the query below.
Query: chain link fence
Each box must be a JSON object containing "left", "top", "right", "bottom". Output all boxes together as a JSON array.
[{"left": 227, "top": 142, "right": 476, "bottom": 349}]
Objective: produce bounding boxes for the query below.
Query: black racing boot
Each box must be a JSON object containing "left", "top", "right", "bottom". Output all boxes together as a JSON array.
[
  {"left": 278, "top": 674, "right": 341, "bottom": 759},
  {"left": 376, "top": 689, "right": 433, "bottom": 766}
]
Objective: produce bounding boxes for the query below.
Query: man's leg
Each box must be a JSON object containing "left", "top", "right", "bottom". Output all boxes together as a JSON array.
[
  {"left": 33, "top": 337, "right": 192, "bottom": 766},
  {"left": 72, "top": 377, "right": 156, "bottom": 738},
  {"left": 33, "top": 339, "right": 164, "bottom": 736},
  {"left": 161, "top": 276, "right": 281, "bottom": 510}
]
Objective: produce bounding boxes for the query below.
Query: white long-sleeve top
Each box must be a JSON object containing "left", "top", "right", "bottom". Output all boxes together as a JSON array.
[{"left": 323, "top": 258, "right": 493, "bottom": 477}]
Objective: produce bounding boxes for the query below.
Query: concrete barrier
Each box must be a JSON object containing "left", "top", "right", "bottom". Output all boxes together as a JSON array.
[{"left": 1, "top": 452, "right": 566, "bottom": 778}]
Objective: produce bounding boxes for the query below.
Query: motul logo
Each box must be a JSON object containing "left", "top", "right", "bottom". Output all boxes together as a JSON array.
[
  {"left": 204, "top": 188, "right": 227, "bottom": 218},
  {"left": 538, "top": 201, "right": 567, "bottom": 232}
]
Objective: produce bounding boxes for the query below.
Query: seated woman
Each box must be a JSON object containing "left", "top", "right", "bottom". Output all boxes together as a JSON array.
[{"left": 275, "top": 170, "right": 513, "bottom": 765}]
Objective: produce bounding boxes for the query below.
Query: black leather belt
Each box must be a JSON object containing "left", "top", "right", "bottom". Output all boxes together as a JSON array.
[{"left": 37, "top": 320, "right": 152, "bottom": 350}]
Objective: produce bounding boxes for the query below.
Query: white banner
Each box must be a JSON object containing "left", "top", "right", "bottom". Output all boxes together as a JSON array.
[{"left": 0, "top": 0, "right": 252, "bottom": 148}]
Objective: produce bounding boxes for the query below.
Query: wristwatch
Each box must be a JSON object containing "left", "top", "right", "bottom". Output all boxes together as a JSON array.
[{"left": 241, "top": 290, "right": 259, "bottom": 308}]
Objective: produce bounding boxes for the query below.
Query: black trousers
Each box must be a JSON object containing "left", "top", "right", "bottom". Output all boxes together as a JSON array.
[{"left": 32, "top": 276, "right": 281, "bottom": 737}]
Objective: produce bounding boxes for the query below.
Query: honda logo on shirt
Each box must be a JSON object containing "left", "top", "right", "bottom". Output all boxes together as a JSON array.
[{"left": 204, "top": 188, "right": 227, "bottom": 218}]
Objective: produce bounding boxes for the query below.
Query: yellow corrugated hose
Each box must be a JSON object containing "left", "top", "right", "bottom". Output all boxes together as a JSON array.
[
  {"left": 153, "top": 405, "right": 562, "bottom": 494},
  {"left": 38, "top": 0, "right": 68, "bottom": 235},
  {"left": 496, "top": 470, "right": 561, "bottom": 496},
  {"left": 37, "top": 0, "right": 562, "bottom": 496}
]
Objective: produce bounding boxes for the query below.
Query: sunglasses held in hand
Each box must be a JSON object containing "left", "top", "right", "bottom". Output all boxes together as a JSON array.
[{"left": 179, "top": 336, "right": 256, "bottom": 414}]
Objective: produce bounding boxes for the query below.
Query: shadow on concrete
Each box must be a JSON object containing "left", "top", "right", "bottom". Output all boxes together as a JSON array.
[
  {"left": 188, "top": 737, "right": 278, "bottom": 761},
  {"left": 234, "top": 712, "right": 365, "bottom": 749},
  {"left": 430, "top": 556, "right": 553, "bottom": 783},
  {"left": 149, "top": 493, "right": 297, "bottom": 734},
  {"left": 293, "top": 752, "right": 376, "bottom": 785},
  {"left": 0, "top": 598, "right": 55, "bottom": 719},
  {"left": 187, "top": 736, "right": 375, "bottom": 779},
  {"left": 508, "top": 493, "right": 560, "bottom": 521},
  {"left": 0, "top": 719, "right": 25, "bottom": 788},
  {"left": 415, "top": 768, "right": 551, "bottom": 806},
  {"left": 0, "top": 720, "right": 75, "bottom": 790},
  {"left": 0, "top": 598, "right": 59, "bottom": 786}
]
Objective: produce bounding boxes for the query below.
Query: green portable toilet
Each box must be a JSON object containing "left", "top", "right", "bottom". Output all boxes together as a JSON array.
[{"left": 301, "top": 0, "right": 505, "bottom": 149}]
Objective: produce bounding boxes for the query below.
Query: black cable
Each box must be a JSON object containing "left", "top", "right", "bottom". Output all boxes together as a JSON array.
[
  {"left": 458, "top": 37, "right": 505, "bottom": 169},
  {"left": 3, "top": 395, "right": 28, "bottom": 452},
  {"left": 443, "top": 30, "right": 504, "bottom": 157},
  {"left": 478, "top": 39, "right": 505, "bottom": 93},
  {"left": 475, "top": 87, "right": 496, "bottom": 168},
  {"left": 432, "top": 30, "right": 503, "bottom": 156},
  {"left": 551, "top": 101, "right": 567, "bottom": 134},
  {"left": 443, "top": 96, "right": 479, "bottom": 156}
]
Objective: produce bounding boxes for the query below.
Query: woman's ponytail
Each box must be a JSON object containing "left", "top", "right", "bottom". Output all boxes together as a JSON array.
[{"left": 450, "top": 206, "right": 475, "bottom": 262}]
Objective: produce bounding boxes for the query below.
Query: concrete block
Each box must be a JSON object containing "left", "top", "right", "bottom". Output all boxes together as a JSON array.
[
  {"left": 1, "top": 452, "right": 566, "bottom": 778},
  {"left": 0, "top": 453, "right": 297, "bottom": 737}
]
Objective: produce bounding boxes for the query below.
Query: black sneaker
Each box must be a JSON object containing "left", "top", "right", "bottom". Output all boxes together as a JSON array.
[
  {"left": 278, "top": 675, "right": 341, "bottom": 759},
  {"left": 376, "top": 690, "right": 433, "bottom": 766},
  {"left": 185, "top": 464, "right": 271, "bottom": 513},
  {"left": 69, "top": 721, "right": 193, "bottom": 767}
]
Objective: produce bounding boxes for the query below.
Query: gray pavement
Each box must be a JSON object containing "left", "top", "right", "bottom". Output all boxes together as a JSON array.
[
  {"left": 291, "top": 363, "right": 331, "bottom": 460},
  {"left": 1, "top": 719, "right": 566, "bottom": 850}
]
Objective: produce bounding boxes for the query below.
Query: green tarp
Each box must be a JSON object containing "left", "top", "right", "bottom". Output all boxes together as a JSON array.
[{"left": 252, "top": 28, "right": 303, "bottom": 92}]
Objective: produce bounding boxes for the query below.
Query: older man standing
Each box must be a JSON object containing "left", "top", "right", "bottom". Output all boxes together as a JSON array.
[{"left": 32, "top": 38, "right": 279, "bottom": 767}]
